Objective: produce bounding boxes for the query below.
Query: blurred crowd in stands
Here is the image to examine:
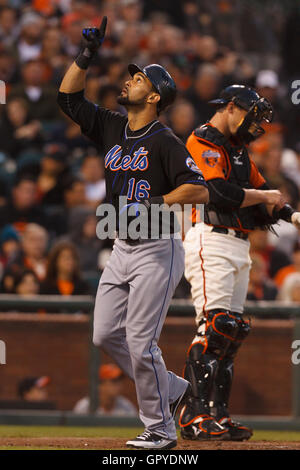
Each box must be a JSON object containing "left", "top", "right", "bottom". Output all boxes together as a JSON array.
[
  {"left": 0, "top": 0, "right": 299, "bottom": 305},
  {"left": 11, "top": 366, "right": 138, "bottom": 415}
]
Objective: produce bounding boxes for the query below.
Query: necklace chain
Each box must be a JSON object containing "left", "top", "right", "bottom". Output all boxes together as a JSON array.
[{"left": 125, "top": 120, "right": 159, "bottom": 140}]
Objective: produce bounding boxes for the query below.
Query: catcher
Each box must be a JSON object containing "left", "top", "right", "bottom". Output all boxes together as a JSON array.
[{"left": 180, "top": 84, "right": 300, "bottom": 441}]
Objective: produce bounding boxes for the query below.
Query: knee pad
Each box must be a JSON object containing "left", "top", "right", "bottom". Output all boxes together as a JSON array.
[
  {"left": 225, "top": 312, "right": 251, "bottom": 358},
  {"left": 234, "top": 313, "right": 251, "bottom": 340},
  {"left": 203, "top": 309, "right": 240, "bottom": 358}
]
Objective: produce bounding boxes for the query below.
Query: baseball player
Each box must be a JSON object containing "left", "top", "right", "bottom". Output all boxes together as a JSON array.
[
  {"left": 179, "top": 84, "right": 300, "bottom": 441},
  {"left": 57, "top": 17, "right": 208, "bottom": 450}
]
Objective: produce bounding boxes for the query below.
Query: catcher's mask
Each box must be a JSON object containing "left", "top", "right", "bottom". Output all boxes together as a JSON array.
[{"left": 209, "top": 84, "right": 273, "bottom": 144}]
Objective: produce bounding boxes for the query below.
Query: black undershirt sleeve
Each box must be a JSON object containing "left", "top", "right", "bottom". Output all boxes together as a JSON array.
[
  {"left": 258, "top": 182, "right": 269, "bottom": 190},
  {"left": 57, "top": 90, "right": 126, "bottom": 146},
  {"left": 207, "top": 178, "right": 296, "bottom": 222},
  {"left": 207, "top": 178, "right": 245, "bottom": 209},
  {"left": 57, "top": 90, "right": 99, "bottom": 132}
]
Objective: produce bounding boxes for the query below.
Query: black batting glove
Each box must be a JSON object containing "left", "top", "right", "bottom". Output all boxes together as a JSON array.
[{"left": 75, "top": 16, "right": 107, "bottom": 70}]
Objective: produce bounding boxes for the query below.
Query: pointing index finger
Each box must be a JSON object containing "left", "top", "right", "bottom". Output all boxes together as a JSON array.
[{"left": 99, "top": 16, "right": 107, "bottom": 36}]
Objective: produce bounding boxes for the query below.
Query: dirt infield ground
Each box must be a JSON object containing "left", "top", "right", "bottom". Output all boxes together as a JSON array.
[
  {"left": 1, "top": 437, "right": 300, "bottom": 450},
  {"left": 1, "top": 426, "right": 300, "bottom": 450}
]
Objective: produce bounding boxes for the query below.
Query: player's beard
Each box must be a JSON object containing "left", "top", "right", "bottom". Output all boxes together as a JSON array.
[{"left": 117, "top": 94, "right": 148, "bottom": 108}]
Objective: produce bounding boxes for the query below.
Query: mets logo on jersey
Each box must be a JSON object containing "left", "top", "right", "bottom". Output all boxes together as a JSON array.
[
  {"left": 104, "top": 145, "right": 149, "bottom": 171},
  {"left": 186, "top": 156, "right": 203, "bottom": 175},
  {"left": 201, "top": 149, "right": 221, "bottom": 168}
]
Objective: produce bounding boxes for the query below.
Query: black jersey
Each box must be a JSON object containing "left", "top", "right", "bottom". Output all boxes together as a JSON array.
[{"left": 57, "top": 90, "right": 206, "bottom": 233}]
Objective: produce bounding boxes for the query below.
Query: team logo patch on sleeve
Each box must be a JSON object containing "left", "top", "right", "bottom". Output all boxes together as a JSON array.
[
  {"left": 202, "top": 149, "right": 221, "bottom": 168},
  {"left": 186, "top": 156, "right": 203, "bottom": 175}
]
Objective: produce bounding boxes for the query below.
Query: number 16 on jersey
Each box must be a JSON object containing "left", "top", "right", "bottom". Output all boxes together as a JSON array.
[{"left": 127, "top": 178, "right": 151, "bottom": 201}]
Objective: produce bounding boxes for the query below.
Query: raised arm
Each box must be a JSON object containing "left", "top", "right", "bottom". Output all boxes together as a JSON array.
[
  {"left": 59, "top": 62, "right": 87, "bottom": 93},
  {"left": 57, "top": 17, "right": 123, "bottom": 142},
  {"left": 59, "top": 16, "right": 107, "bottom": 94}
]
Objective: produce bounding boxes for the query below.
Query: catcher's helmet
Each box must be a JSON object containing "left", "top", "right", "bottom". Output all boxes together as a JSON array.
[
  {"left": 128, "top": 63, "right": 177, "bottom": 112},
  {"left": 209, "top": 84, "right": 273, "bottom": 122},
  {"left": 209, "top": 84, "right": 273, "bottom": 144},
  {"left": 209, "top": 84, "right": 261, "bottom": 109}
]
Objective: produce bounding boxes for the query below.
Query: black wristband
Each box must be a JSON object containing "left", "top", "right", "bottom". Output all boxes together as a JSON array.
[
  {"left": 272, "top": 204, "right": 295, "bottom": 223},
  {"left": 75, "top": 48, "right": 94, "bottom": 70}
]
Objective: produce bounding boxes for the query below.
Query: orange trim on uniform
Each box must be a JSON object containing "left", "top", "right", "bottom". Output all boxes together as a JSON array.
[
  {"left": 205, "top": 312, "right": 237, "bottom": 342},
  {"left": 187, "top": 337, "right": 208, "bottom": 356},
  {"left": 179, "top": 408, "right": 209, "bottom": 427},
  {"left": 205, "top": 222, "right": 252, "bottom": 234},
  {"left": 249, "top": 159, "right": 266, "bottom": 188},
  {"left": 199, "top": 232, "right": 208, "bottom": 316},
  {"left": 179, "top": 408, "right": 228, "bottom": 435},
  {"left": 198, "top": 418, "right": 228, "bottom": 435},
  {"left": 218, "top": 417, "right": 250, "bottom": 431},
  {"left": 218, "top": 144, "right": 231, "bottom": 181},
  {"left": 235, "top": 216, "right": 245, "bottom": 232}
]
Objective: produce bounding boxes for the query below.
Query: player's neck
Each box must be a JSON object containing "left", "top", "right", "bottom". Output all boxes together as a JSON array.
[
  {"left": 127, "top": 108, "right": 158, "bottom": 132},
  {"left": 210, "top": 113, "right": 230, "bottom": 138}
]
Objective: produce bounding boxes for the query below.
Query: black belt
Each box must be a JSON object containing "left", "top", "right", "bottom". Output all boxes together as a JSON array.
[
  {"left": 116, "top": 232, "right": 142, "bottom": 245},
  {"left": 116, "top": 231, "right": 175, "bottom": 245},
  {"left": 123, "top": 238, "right": 141, "bottom": 246},
  {"left": 211, "top": 226, "right": 249, "bottom": 240}
]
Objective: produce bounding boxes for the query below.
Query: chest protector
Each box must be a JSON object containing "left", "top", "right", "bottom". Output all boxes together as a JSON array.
[{"left": 194, "top": 125, "right": 271, "bottom": 232}]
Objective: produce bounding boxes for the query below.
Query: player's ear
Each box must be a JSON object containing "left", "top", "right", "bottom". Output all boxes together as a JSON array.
[
  {"left": 227, "top": 101, "right": 235, "bottom": 114},
  {"left": 147, "top": 92, "right": 160, "bottom": 107}
]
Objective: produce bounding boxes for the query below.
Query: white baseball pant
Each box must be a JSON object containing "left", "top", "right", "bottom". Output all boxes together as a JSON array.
[{"left": 183, "top": 223, "right": 251, "bottom": 327}]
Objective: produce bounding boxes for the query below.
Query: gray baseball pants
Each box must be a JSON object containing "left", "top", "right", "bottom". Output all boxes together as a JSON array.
[{"left": 93, "top": 237, "right": 189, "bottom": 440}]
